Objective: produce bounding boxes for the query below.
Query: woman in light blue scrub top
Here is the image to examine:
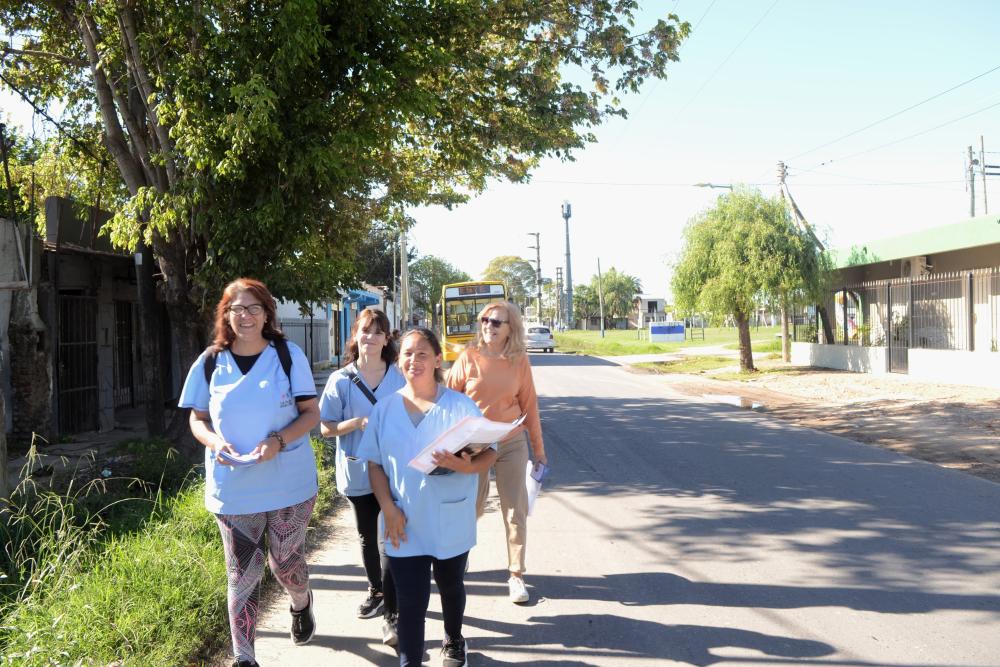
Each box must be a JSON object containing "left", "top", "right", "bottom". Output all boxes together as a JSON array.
[
  {"left": 319, "top": 308, "right": 405, "bottom": 626},
  {"left": 180, "top": 278, "right": 321, "bottom": 667},
  {"left": 358, "top": 327, "right": 498, "bottom": 667}
]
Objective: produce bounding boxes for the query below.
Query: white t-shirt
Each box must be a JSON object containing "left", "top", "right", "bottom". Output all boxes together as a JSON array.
[{"left": 178, "top": 340, "right": 318, "bottom": 514}]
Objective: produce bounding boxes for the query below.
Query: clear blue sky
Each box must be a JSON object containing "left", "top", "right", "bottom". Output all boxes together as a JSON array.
[{"left": 4, "top": 1, "right": 1000, "bottom": 298}]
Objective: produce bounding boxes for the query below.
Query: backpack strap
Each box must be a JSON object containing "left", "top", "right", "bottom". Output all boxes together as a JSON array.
[
  {"left": 273, "top": 337, "right": 293, "bottom": 383},
  {"left": 202, "top": 346, "right": 219, "bottom": 384},
  {"left": 345, "top": 367, "right": 378, "bottom": 405}
]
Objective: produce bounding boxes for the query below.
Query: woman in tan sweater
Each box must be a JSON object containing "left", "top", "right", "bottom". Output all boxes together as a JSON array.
[{"left": 446, "top": 300, "right": 546, "bottom": 604}]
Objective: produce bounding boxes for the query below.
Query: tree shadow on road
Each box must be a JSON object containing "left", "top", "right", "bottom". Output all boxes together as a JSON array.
[{"left": 536, "top": 393, "right": 1000, "bottom": 598}]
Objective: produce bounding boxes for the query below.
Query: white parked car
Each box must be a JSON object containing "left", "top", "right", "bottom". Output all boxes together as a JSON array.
[{"left": 525, "top": 325, "right": 556, "bottom": 353}]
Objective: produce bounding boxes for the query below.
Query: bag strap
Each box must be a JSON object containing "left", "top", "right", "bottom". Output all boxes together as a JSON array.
[
  {"left": 273, "top": 337, "right": 293, "bottom": 382},
  {"left": 202, "top": 338, "right": 293, "bottom": 384},
  {"left": 202, "top": 346, "right": 218, "bottom": 384},
  {"left": 346, "top": 368, "right": 378, "bottom": 405}
]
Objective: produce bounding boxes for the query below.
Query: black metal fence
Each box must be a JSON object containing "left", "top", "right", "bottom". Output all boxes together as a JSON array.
[
  {"left": 281, "top": 318, "right": 330, "bottom": 367},
  {"left": 822, "top": 268, "right": 1000, "bottom": 371}
]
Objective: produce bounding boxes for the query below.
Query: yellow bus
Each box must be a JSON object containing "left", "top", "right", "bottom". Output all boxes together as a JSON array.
[{"left": 438, "top": 280, "right": 508, "bottom": 362}]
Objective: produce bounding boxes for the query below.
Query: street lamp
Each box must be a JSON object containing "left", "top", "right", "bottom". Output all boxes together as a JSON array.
[
  {"left": 693, "top": 182, "right": 734, "bottom": 190},
  {"left": 561, "top": 201, "right": 573, "bottom": 329}
]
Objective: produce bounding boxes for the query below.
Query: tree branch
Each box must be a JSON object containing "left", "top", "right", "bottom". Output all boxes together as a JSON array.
[
  {"left": 0, "top": 46, "right": 86, "bottom": 67},
  {"left": 119, "top": 2, "right": 177, "bottom": 189},
  {"left": 73, "top": 7, "right": 145, "bottom": 195}
]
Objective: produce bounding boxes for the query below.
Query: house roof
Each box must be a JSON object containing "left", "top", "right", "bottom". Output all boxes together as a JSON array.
[
  {"left": 830, "top": 214, "right": 1000, "bottom": 269},
  {"left": 634, "top": 294, "right": 665, "bottom": 301}
]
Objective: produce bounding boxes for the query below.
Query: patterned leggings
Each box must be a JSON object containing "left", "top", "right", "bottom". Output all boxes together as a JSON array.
[{"left": 215, "top": 495, "right": 316, "bottom": 663}]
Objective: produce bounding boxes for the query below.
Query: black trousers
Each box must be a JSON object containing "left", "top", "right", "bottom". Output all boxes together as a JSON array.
[
  {"left": 388, "top": 551, "right": 468, "bottom": 666},
  {"left": 346, "top": 493, "right": 396, "bottom": 615}
]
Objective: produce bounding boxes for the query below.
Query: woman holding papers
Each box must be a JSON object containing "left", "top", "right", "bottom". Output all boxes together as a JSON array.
[
  {"left": 359, "top": 327, "right": 498, "bottom": 667},
  {"left": 446, "top": 300, "right": 546, "bottom": 604},
  {"left": 178, "top": 278, "right": 321, "bottom": 667},
  {"left": 319, "top": 308, "right": 405, "bottom": 635}
]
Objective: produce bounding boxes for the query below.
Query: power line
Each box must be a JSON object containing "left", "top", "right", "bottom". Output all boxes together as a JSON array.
[
  {"left": 669, "top": 0, "right": 780, "bottom": 123},
  {"left": 622, "top": 0, "right": 720, "bottom": 125},
  {"left": 798, "top": 97, "right": 1000, "bottom": 170},
  {"left": 0, "top": 69, "right": 104, "bottom": 164},
  {"left": 530, "top": 178, "right": 961, "bottom": 188},
  {"left": 786, "top": 63, "right": 1000, "bottom": 162}
]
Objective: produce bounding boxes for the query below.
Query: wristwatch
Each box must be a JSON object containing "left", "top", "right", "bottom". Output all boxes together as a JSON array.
[{"left": 268, "top": 431, "right": 286, "bottom": 450}]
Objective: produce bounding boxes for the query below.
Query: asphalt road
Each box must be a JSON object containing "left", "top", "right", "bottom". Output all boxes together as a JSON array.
[{"left": 251, "top": 353, "right": 1000, "bottom": 666}]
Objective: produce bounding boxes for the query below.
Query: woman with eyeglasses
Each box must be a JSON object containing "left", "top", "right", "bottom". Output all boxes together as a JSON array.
[
  {"left": 446, "top": 301, "right": 546, "bottom": 604},
  {"left": 358, "top": 327, "right": 497, "bottom": 666},
  {"left": 178, "top": 278, "right": 321, "bottom": 667}
]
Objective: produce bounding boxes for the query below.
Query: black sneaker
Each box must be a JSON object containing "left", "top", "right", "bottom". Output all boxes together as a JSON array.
[
  {"left": 357, "top": 588, "right": 385, "bottom": 619},
  {"left": 290, "top": 590, "right": 316, "bottom": 645},
  {"left": 232, "top": 661, "right": 259, "bottom": 667},
  {"left": 441, "top": 638, "right": 468, "bottom": 667},
  {"left": 382, "top": 612, "right": 399, "bottom": 651}
]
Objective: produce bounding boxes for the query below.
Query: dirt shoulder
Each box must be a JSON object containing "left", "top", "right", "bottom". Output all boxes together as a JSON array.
[{"left": 630, "top": 361, "right": 1000, "bottom": 484}]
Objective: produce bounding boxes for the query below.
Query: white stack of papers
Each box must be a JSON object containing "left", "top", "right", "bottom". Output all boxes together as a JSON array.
[
  {"left": 408, "top": 414, "right": 526, "bottom": 474},
  {"left": 217, "top": 450, "right": 262, "bottom": 467}
]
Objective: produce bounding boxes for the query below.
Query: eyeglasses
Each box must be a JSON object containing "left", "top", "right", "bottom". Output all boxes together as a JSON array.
[
  {"left": 481, "top": 316, "right": 507, "bottom": 328},
  {"left": 229, "top": 304, "right": 264, "bottom": 316}
]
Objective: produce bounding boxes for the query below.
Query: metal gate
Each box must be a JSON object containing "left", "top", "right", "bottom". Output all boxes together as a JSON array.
[
  {"left": 113, "top": 300, "right": 136, "bottom": 408},
  {"left": 888, "top": 281, "right": 910, "bottom": 373},
  {"left": 58, "top": 294, "right": 99, "bottom": 433}
]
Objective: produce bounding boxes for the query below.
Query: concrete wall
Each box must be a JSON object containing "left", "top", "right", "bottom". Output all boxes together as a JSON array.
[
  {"left": 791, "top": 342, "right": 888, "bottom": 375},
  {"left": 792, "top": 341, "right": 1000, "bottom": 388},
  {"left": 908, "top": 349, "right": 1000, "bottom": 389}
]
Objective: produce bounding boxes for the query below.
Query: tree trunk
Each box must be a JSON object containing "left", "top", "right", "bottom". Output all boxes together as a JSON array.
[
  {"left": 817, "top": 305, "right": 835, "bottom": 344},
  {"left": 735, "top": 310, "right": 755, "bottom": 372},
  {"left": 157, "top": 241, "right": 208, "bottom": 457},
  {"left": 135, "top": 240, "right": 165, "bottom": 436},
  {"left": 781, "top": 298, "right": 791, "bottom": 362}
]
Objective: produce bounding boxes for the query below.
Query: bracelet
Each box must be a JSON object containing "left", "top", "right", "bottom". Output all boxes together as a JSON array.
[{"left": 268, "top": 431, "right": 286, "bottom": 450}]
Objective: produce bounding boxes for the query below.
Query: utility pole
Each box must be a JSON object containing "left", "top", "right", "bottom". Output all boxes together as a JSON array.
[
  {"left": 527, "top": 232, "right": 542, "bottom": 321},
  {"left": 399, "top": 227, "right": 409, "bottom": 329},
  {"left": 561, "top": 201, "right": 573, "bottom": 329},
  {"left": 968, "top": 145, "right": 977, "bottom": 217},
  {"left": 597, "top": 258, "right": 606, "bottom": 339},
  {"left": 981, "top": 136, "right": 988, "bottom": 215},
  {"left": 555, "top": 266, "right": 563, "bottom": 329}
]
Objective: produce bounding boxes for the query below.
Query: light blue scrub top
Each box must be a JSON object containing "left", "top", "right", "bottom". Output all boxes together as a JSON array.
[
  {"left": 178, "top": 340, "right": 319, "bottom": 515},
  {"left": 357, "top": 387, "right": 488, "bottom": 560},
  {"left": 319, "top": 363, "right": 406, "bottom": 496}
]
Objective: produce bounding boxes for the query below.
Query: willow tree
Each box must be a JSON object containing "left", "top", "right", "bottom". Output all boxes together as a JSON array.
[
  {"left": 1, "top": 1, "right": 689, "bottom": 435},
  {"left": 672, "top": 189, "right": 828, "bottom": 372}
]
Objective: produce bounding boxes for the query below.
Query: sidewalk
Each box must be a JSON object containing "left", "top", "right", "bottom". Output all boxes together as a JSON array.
[{"left": 249, "top": 486, "right": 540, "bottom": 666}]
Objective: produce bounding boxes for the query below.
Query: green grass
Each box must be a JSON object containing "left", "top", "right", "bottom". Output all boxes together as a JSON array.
[
  {"left": 0, "top": 438, "right": 336, "bottom": 666},
  {"left": 554, "top": 326, "right": 781, "bottom": 356},
  {"left": 633, "top": 356, "right": 738, "bottom": 374}
]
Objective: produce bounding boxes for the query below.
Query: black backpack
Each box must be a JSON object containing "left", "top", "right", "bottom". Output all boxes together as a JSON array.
[{"left": 203, "top": 337, "right": 293, "bottom": 384}]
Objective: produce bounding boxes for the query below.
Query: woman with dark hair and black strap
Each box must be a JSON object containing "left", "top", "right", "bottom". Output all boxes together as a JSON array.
[{"left": 319, "top": 308, "right": 405, "bottom": 644}]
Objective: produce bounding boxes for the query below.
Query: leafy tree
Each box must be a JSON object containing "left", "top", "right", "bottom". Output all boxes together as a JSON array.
[
  {"left": 597, "top": 268, "right": 641, "bottom": 325},
  {"left": 482, "top": 255, "right": 537, "bottom": 311},
  {"left": 672, "top": 189, "right": 829, "bottom": 371},
  {"left": 353, "top": 221, "right": 417, "bottom": 289},
  {"left": 573, "top": 283, "right": 600, "bottom": 325},
  {"left": 410, "top": 256, "right": 471, "bottom": 327},
  {"left": 1, "top": 2, "right": 689, "bottom": 436}
]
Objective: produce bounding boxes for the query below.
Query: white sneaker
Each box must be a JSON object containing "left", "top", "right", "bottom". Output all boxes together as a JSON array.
[{"left": 507, "top": 575, "right": 529, "bottom": 604}]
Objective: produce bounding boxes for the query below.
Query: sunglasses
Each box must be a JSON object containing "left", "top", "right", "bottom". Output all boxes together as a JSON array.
[
  {"left": 229, "top": 304, "right": 264, "bottom": 316},
  {"left": 481, "top": 316, "right": 508, "bottom": 328}
]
